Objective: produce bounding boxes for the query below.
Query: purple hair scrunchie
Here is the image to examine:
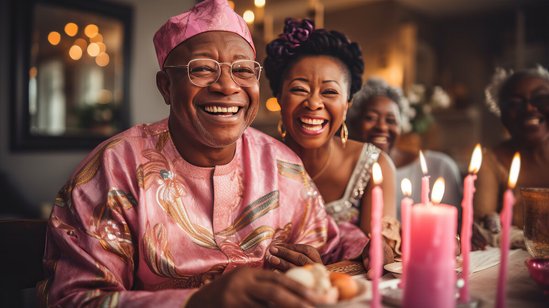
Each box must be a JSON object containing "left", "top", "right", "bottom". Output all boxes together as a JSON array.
[{"left": 283, "top": 18, "right": 314, "bottom": 46}]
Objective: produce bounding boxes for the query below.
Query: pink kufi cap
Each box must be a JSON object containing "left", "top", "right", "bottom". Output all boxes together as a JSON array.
[{"left": 153, "top": 0, "right": 255, "bottom": 68}]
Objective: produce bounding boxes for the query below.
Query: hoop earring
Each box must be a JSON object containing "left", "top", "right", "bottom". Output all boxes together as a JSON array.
[
  {"left": 340, "top": 121, "right": 348, "bottom": 146},
  {"left": 277, "top": 119, "right": 287, "bottom": 139}
]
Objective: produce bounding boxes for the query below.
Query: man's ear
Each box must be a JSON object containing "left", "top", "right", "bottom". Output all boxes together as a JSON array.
[{"left": 156, "top": 70, "right": 171, "bottom": 105}]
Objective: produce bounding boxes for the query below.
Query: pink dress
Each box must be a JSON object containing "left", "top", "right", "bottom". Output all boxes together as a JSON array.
[{"left": 39, "top": 119, "right": 367, "bottom": 306}]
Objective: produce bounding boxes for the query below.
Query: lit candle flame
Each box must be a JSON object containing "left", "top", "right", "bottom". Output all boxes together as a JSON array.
[
  {"left": 419, "top": 150, "right": 428, "bottom": 175},
  {"left": 401, "top": 178, "right": 412, "bottom": 197},
  {"left": 508, "top": 152, "right": 521, "bottom": 189},
  {"left": 372, "top": 162, "right": 383, "bottom": 185},
  {"left": 468, "top": 143, "right": 483, "bottom": 174},
  {"left": 431, "top": 177, "right": 445, "bottom": 204}
]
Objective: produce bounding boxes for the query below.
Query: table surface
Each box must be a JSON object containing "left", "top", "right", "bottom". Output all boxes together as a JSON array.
[
  {"left": 468, "top": 249, "right": 546, "bottom": 307},
  {"left": 327, "top": 249, "right": 547, "bottom": 307}
]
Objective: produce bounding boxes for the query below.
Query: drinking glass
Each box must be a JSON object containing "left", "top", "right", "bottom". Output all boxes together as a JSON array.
[{"left": 520, "top": 187, "right": 549, "bottom": 258}]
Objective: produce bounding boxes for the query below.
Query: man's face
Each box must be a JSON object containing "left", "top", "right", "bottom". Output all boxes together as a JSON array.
[{"left": 158, "top": 32, "right": 259, "bottom": 151}]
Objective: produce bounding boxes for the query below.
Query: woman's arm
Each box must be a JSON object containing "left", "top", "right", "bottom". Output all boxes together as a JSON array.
[
  {"left": 473, "top": 149, "right": 504, "bottom": 221},
  {"left": 359, "top": 151, "right": 397, "bottom": 233}
]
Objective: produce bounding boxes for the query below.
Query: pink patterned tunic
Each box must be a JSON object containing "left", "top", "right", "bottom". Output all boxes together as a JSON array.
[{"left": 39, "top": 119, "right": 367, "bottom": 307}]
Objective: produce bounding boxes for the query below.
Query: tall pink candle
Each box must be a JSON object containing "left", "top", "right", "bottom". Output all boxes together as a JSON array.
[
  {"left": 459, "top": 144, "right": 482, "bottom": 303},
  {"left": 419, "top": 151, "right": 430, "bottom": 204},
  {"left": 403, "top": 204, "right": 457, "bottom": 308},
  {"left": 400, "top": 178, "right": 413, "bottom": 290},
  {"left": 370, "top": 163, "right": 383, "bottom": 308},
  {"left": 496, "top": 153, "right": 520, "bottom": 308}
]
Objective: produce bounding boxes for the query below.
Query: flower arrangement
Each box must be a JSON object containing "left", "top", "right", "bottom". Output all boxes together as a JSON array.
[{"left": 403, "top": 84, "right": 452, "bottom": 134}]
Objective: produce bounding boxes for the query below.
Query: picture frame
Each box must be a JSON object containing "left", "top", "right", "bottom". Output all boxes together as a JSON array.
[{"left": 10, "top": 0, "right": 133, "bottom": 150}]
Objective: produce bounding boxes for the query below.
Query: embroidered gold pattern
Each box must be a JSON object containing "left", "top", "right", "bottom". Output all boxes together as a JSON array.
[
  {"left": 137, "top": 149, "right": 218, "bottom": 249},
  {"left": 143, "top": 223, "right": 184, "bottom": 278},
  {"left": 239, "top": 225, "right": 275, "bottom": 251},
  {"left": 217, "top": 190, "right": 279, "bottom": 237},
  {"left": 88, "top": 189, "right": 135, "bottom": 264}
]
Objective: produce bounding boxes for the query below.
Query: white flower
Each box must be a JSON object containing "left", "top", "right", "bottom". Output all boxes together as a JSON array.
[
  {"left": 407, "top": 84, "right": 426, "bottom": 105},
  {"left": 431, "top": 86, "right": 451, "bottom": 108}
]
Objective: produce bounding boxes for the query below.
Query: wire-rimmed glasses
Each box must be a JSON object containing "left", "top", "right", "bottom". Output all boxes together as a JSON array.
[
  {"left": 501, "top": 95, "right": 549, "bottom": 113},
  {"left": 164, "top": 58, "right": 262, "bottom": 88}
]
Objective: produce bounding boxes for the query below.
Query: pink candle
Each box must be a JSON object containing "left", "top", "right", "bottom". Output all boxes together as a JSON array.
[
  {"left": 403, "top": 204, "right": 457, "bottom": 308},
  {"left": 370, "top": 162, "right": 383, "bottom": 308},
  {"left": 400, "top": 178, "right": 413, "bottom": 290},
  {"left": 496, "top": 153, "right": 521, "bottom": 308},
  {"left": 459, "top": 144, "right": 482, "bottom": 303},
  {"left": 419, "top": 150, "right": 430, "bottom": 204},
  {"left": 404, "top": 178, "right": 457, "bottom": 308}
]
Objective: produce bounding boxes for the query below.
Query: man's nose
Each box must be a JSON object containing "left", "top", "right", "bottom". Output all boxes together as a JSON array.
[{"left": 210, "top": 66, "right": 240, "bottom": 94}]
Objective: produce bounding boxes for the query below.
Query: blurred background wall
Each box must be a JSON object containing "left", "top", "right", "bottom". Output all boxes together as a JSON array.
[{"left": 1, "top": 0, "right": 548, "bottom": 218}]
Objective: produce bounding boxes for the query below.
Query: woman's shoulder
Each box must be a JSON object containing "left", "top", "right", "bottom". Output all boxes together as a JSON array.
[
  {"left": 343, "top": 139, "right": 380, "bottom": 158},
  {"left": 425, "top": 151, "right": 459, "bottom": 168}
]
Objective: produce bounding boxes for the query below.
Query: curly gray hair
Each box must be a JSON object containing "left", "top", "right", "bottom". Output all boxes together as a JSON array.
[
  {"left": 485, "top": 65, "right": 549, "bottom": 117},
  {"left": 347, "top": 78, "right": 412, "bottom": 134}
]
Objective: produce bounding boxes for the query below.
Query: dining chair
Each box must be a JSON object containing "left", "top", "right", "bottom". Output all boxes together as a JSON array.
[{"left": 0, "top": 219, "right": 47, "bottom": 307}]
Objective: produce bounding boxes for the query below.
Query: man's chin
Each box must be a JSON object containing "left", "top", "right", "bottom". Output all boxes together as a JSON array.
[{"left": 202, "top": 128, "right": 247, "bottom": 148}]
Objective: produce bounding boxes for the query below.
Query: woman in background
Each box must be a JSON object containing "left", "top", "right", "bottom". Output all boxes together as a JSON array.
[
  {"left": 473, "top": 66, "right": 549, "bottom": 249},
  {"left": 347, "top": 78, "right": 462, "bottom": 220},
  {"left": 264, "top": 19, "right": 399, "bottom": 269}
]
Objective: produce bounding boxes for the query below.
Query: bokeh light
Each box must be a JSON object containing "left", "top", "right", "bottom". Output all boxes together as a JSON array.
[
  {"left": 97, "top": 42, "right": 107, "bottom": 53},
  {"left": 266, "top": 97, "right": 281, "bottom": 111},
  {"left": 47, "top": 31, "right": 61, "bottom": 45},
  {"left": 87, "top": 43, "right": 100, "bottom": 57},
  {"left": 243, "top": 10, "right": 255, "bottom": 24},
  {"left": 74, "top": 38, "right": 87, "bottom": 50},
  {"left": 64, "top": 22, "right": 78, "bottom": 37},
  {"left": 90, "top": 33, "right": 103, "bottom": 43},
  {"left": 95, "top": 52, "right": 110, "bottom": 67},
  {"left": 29, "top": 66, "right": 38, "bottom": 79},
  {"left": 84, "top": 24, "right": 99, "bottom": 38},
  {"left": 69, "top": 45, "right": 83, "bottom": 60}
]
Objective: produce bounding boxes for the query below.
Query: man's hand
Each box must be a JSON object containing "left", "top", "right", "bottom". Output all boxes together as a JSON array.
[
  {"left": 361, "top": 240, "right": 394, "bottom": 279},
  {"left": 266, "top": 243, "right": 322, "bottom": 272},
  {"left": 186, "top": 267, "right": 321, "bottom": 308}
]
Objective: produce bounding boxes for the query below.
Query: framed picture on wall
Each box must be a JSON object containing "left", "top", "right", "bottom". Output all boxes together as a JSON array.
[{"left": 10, "top": 0, "right": 133, "bottom": 150}]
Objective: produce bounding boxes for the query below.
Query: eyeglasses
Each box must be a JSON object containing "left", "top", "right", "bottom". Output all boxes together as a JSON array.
[
  {"left": 164, "top": 58, "right": 262, "bottom": 88},
  {"left": 501, "top": 95, "right": 549, "bottom": 112}
]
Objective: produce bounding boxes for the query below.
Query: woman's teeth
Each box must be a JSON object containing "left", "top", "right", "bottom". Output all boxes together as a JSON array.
[
  {"left": 204, "top": 106, "right": 239, "bottom": 114},
  {"left": 299, "top": 117, "right": 326, "bottom": 131},
  {"left": 525, "top": 118, "right": 540, "bottom": 126},
  {"left": 371, "top": 137, "right": 388, "bottom": 144}
]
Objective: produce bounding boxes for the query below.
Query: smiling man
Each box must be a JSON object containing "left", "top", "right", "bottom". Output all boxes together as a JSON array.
[{"left": 39, "top": 0, "right": 367, "bottom": 307}]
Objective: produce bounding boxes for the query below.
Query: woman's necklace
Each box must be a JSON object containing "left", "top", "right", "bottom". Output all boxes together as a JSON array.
[{"left": 312, "top": 143, "right": 334, "bottom": 181}]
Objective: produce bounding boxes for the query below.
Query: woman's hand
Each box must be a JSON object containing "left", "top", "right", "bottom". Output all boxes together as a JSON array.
[
  {"left": 266, "top": 243, "right": 322, "bottom": 272},
  {"left": 186, "top": 267, "right": 320, "bottom": 308},
  {"left": 361, "top": 240, "right": 395, "bottom": 279}
]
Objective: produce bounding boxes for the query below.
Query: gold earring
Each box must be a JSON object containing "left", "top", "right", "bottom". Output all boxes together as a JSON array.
[
  {"left": 341, "top": 121, "right": 348, "bottom": 146},
  {"left": 277, "top": 119, "right": 287, "bottom": 139}
]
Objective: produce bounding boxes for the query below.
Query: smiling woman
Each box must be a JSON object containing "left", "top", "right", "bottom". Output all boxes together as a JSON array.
[
  {"left": 474, "top": 66, "right": 549, "bottom": 238},
  {"left": 264, "top": 18, "right": 399, "bottom": 273}
]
